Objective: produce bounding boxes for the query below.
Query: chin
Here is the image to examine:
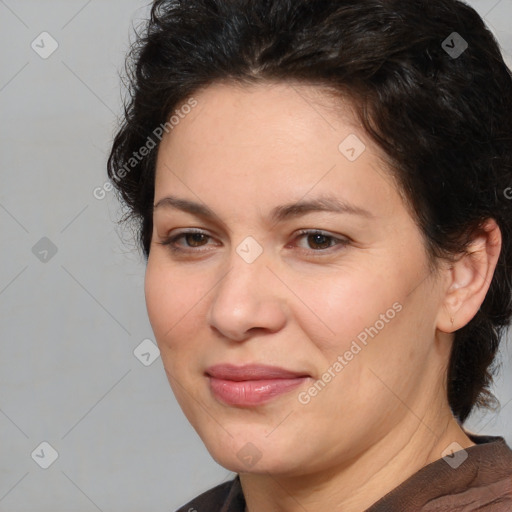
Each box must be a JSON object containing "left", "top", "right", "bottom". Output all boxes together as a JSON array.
[
  {"left": 211, "top": 451, "right": 296, "bottom": 475},
  {"left": 199, "top": 429, "right": 301, "bottom": 475}
]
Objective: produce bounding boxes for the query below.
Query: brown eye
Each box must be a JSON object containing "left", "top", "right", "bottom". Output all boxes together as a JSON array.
[
  {"left": 305, "top": 233, "right": 334, "bottom": 250},
  {"left": 294, "top": 229, "right": 350, "bottom": 254},
  {"left": 181, "top": 233, "right": 209, "bottom": 247},
  {"left": 157, "top": 230, "right": 214, "bottom": 253}
]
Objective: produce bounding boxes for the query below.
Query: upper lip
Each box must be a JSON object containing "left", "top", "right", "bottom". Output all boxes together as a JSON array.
[{"left": 205, "top": 364, "right": 310, "bottom": 381}]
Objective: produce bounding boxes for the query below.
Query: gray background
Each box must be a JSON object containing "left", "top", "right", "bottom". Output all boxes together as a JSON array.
[{"left": 0, "top": 0, "right": 511, "bottom": 510}]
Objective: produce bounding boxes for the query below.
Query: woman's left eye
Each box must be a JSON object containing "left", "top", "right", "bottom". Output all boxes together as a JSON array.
[
  {"left": 293, "top": 230, "right": 349, "bottom": 253},
  {"left": 157, "top": 229, "right": 349, "bottom": 255}
]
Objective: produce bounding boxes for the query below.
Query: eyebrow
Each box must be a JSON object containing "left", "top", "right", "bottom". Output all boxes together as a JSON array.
[{"left": 153, "top": 194, "right": 373, "bottom": 226}]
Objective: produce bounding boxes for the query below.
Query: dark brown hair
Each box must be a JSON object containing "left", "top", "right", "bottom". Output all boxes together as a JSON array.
[{"left": 107, "top": 0, "right": 512, "bottom": 423}]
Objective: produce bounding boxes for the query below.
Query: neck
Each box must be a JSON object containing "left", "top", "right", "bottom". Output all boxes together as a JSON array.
[{"left": 240, "top": 410, "right": 474, "bottom": 512}]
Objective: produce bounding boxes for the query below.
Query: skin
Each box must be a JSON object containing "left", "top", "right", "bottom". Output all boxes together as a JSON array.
[{"left": 144, "top": 81, "right": 502, "bottom": 511}]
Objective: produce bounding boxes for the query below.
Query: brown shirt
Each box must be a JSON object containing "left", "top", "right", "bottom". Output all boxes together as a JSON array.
[{"left": 176, "top": 434, "right": 512, "bottom": 511}]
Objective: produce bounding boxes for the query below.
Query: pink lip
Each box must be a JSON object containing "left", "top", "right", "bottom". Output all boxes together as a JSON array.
[{"left": 206, "top": 364, "right": 310, "bottom": 406}]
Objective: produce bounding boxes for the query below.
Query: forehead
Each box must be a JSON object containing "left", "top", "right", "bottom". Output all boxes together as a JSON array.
[
  {"left": 162, "top": 80, "right": 359, "bottom": 147},
  {"left": 153, "top": 81, "right": 402, "bottom": 221}
]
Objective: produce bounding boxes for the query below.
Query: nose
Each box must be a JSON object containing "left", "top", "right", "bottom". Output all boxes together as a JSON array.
[{"left": 206, "top": 247, "right": 287, "bottom": 342}]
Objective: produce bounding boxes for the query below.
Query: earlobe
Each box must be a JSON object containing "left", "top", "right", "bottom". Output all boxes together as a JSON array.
[{"left": 437, "top": 219, "right": 502, "bottom": 333}]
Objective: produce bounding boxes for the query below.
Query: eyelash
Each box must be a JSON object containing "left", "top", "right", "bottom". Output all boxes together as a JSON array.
[{"left": 157, "top": 229, "right": 350, "bottom": 256}]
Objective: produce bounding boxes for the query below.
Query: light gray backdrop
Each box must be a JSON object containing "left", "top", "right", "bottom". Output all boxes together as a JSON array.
[{"left": 0, "top": 0, "right": 511, "bottom": 510}]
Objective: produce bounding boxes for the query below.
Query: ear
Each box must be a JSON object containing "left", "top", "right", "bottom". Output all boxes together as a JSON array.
[{"left": 437, "top": 218, "right": 502, "bottom": 333}]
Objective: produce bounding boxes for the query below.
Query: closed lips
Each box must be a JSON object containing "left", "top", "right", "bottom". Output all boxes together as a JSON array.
[{"left": 205, "top": 364, "right": 311, "bottom": 381}]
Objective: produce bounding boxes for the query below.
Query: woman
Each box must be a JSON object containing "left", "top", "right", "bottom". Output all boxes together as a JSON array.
[{"left": 107, "top": 0, "right": 512, "bottom": 510}]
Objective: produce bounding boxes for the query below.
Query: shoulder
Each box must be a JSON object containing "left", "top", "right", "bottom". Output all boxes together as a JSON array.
[
  {"left": 466, "top": 433, "right": 512, "bottom": 476},
  {"left": 175, "top": 475, "right": 243, "bottom": 512},
  {"left": 367, "top": 433, "right": 512, "bottom": 511}
]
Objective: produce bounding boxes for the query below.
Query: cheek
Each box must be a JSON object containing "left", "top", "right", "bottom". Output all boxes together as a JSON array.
[
  {"left": 299, "top": 267, "right": 401, "bottom": 356},
  {"left": 297, "top": 257, "right": 428, "bottom": 414},
  {"left": 144, "top": 256, "right": 202, "bottom": 353},
  {"left": 312, "top": 271, "right": 436, "bottom": 410},
  {"left": 144, "top": 258, "right": 207, "bottom": 410},
  {"left": 295, "top": 274, "right": 414, "bottom": 430}
]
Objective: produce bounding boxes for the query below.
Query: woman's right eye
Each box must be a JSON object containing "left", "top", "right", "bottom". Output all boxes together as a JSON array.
[{"left": 157, "top": 230, "right": 213, "bottom": 253}]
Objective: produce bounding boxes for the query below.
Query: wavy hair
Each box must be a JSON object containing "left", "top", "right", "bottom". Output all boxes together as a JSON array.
[{"left": 107, "top": 0, "right": 512, "bottom": 423}]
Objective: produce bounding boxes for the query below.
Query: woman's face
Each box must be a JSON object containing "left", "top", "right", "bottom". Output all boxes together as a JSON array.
[{"left": 145, "top": 81, "right": 451, "bottom": 475}]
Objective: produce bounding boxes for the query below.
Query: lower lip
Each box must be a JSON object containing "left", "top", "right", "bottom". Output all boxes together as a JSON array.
[{"left": 208, "top": 377, "right": 309, "bottom": 406}]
